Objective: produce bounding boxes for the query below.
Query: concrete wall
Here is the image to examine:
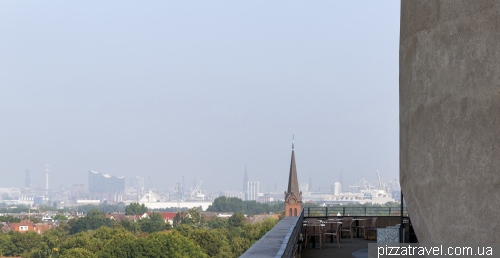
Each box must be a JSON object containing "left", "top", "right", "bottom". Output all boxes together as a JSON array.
[{"left": 400, "top": 0, "right": 500, "bottom": 243}]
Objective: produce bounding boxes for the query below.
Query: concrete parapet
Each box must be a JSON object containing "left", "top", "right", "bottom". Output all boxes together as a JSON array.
[{"left": 400, "top": 0, "right": 500, "bottom": 243}]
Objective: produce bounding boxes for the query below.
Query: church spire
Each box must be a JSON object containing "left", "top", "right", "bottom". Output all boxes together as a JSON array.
[
  {"left": 286, "top": 135, "right": 301, "bottom": 202},
  {"left": 285, "top": 134, "right": 302, "bottom": 217}
]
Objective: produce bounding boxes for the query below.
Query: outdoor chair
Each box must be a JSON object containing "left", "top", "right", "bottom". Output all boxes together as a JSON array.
[
  {"left": 305, "top": 223, "right": 323, "bottom": 249},
  {"left": 357, "top": 218, "right": 372, "bottom": 239},
  {"left": 339, "top": 217, "right": 355, "bottom": 243},
  {"left": 369, "top": 217, "right": 377, "bottom": 230},
  {"left": 323, "top": 222, "right": 340, "bottom": 248}
]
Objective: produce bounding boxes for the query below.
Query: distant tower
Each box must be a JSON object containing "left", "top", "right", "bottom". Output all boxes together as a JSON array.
[
  {"left": 45, "top": 160, "right": 50, "bottom": 190},
  {"left": 243, "top": 165, "right": 249, "bottom": 200},
  {"left": 275, "top": 177, "right": 278, "bottom": 192},
  {"left": 25, "top": 169, "right": 31, "bottom": 190},
  {"left": 284, "top": 135, "right": 302, "bottom": 217},
  {"left": 334, "top": 182, "right": 342, "bottom": 195},
  {"left": 308, "top": 174, "right": 312, "bottom": 192}
]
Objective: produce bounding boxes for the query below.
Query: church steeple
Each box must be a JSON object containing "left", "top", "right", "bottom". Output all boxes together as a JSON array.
[{"left": 284, "top": 135, "right": 302, "bottom": 217}]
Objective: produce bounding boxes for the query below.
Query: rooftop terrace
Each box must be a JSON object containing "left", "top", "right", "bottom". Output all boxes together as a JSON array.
[{"left": 241, "top": 207, "right": 411, "bottom": 258}]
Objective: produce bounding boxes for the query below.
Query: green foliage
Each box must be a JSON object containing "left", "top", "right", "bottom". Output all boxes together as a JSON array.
[
  {"left": 207, "top": 196, "right": 286, "bottom": 215},
  {"left": 189, "top": 207, "right": 206, "bottom": 225},
  {"left": 61, "top": 248, "right": 97, "bottom": 258},
  {"left": 138, "top": 212, "right": 171, "bottom": 233},
  {"left": 119, "top": 218, "right": 141, "bottom": 235},
  {"left": 125, "top": 202, "right": 148, "bottom": 215},
  {"left": 68, "top": 209, "right": 114, "bottom": 234},
  {"left": 4, "top": 231, "right": 46, "bottom": 257},
  {"left": 25, "top": 216, "right": 42, "bottom": 223},
  {"left": 207, "top": 216, "right": 227, "bottom": 229},
  {"left": 175, "top": 224, "right": 194, "bottom": 237},
  {"left": 0, "top": 215, "right": 21, "bottom": 223},
  {"left": 228, "top": 213, "right": 246, "bottom": 228},
  {"left": 0, "top": 206, "right": 279, "bottom": 258},
  {"left": 53, "top": 214, "right": 68, "bottom": 221},
  {"left": 98, "top": 231, "right": 207, "bottom": 258},
  {"left": 189, "top": 228, "right": 222, "bottom": 257}
]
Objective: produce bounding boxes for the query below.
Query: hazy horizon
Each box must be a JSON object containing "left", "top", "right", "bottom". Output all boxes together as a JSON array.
[{"left": 0, "top": 1, "right": 400, "bottom": 193}]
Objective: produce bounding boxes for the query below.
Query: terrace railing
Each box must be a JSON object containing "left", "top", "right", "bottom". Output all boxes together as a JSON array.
[
  {"left": 275, "top": 208, "right": 304, "bottom": 258},
  {"left": 304, "top": 206, "right": 408, "bottom": 217}
]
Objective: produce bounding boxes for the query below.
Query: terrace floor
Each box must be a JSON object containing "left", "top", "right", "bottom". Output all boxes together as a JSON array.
[{"left": 300, "top": 236, "right": 375, "bottom": 258}]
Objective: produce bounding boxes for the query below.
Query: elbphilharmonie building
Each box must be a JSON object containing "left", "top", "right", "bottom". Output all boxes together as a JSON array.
[{"left": 88, "top": 169, "right": 125, "bottom": 201}]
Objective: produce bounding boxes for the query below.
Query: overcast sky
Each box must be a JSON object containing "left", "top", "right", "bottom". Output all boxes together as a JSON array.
[{"left": 0, "top": 1, "right": 400, "bottom": 192}]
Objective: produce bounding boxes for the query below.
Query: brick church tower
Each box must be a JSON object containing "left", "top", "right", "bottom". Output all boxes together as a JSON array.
[{"left": 284, "top": 135, "right": 302, "bottom": 217}]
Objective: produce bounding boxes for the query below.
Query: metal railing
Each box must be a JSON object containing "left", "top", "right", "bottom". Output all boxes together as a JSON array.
[
  {"left": 304, "top": 207, "right": 408, "bottom": 217},
  {"left": 275, "top": 209, "right": 304, "bottom": 258}
]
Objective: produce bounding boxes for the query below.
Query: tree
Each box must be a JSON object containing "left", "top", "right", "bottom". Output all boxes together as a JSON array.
[
  {"left": 189, "top": 228, "right": 222, "bottom": 257},
  {"left": 125, "top": 203, "right": 148, "bottom": 215},
  {"left": 25, "top": 216, "right": 42, "bottom": 223},
  {"left": 207, "top": 216, "right": 227, "bottom": 229},
  {"left": 68, "top": 209, "right": 114, "bottom": 234},
  {"left": 0, "top": 215, "right": 21, "bottom": 223},
  {"left": 175, "top": 224, "right": 194, "bottom": 237},
  {"left": 60, "top": 248, "right": 96, "bottom": 258},
  {"left": 53, "top": 214, "right": 68, "bottom": 221},
  {"left": 98, "top": 231, "right": 206, "bottom": 258},
  {"left": 189, "top": 207, "right": 206, "bottom": 225},
  {"left": 59, "top": 232, "right": 93, "bottom": 252},
  {"left": 138, "top": 212, "right": 170, "bottom": 233},
  {"left": 119, "top": 218, "right": 141, "bottom": 235},
  {"left": 5, "top": 231, "right": 45, "bottom": 257},
  {"left": 228, "top": 213, "right": 246, "bottom": 228}
]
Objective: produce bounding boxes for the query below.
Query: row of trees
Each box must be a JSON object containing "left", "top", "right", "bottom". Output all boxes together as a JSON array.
[
  {"left": 0, "top": 206, "right": 279, "bottom": 257},
  {"left": 207, "top": 196, "right": 286, "bottom": 215}
]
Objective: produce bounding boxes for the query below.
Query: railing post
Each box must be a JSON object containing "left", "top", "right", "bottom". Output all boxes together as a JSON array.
[
  {"left": 343, "top": 207, "right": 345, "bottom": 216},
  {"left": 326, "top": 207, "right": 328, "bottom": 217},
  {"left": 364, "top": 207, "right": 367, "bottom": 216},
  {"left": 389, "top": 207, "right": 391, "bottom": 216},
  {"left": 308, "top": 207, "right": 310, "bottom": 217}
]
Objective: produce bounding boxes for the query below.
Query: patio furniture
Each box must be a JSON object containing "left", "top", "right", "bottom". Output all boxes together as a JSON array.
[
  {"left": 339, "top": 217, "right": 355, "bottom": 243},
  {"left": 323, "top": 221, "right": 340, "bottom": 248},
  {"left": 357, "top": 218, "right": 372, "bottom": 239},
  {"left": 305, "top": 223, "right": 324, "bottom": 249}
]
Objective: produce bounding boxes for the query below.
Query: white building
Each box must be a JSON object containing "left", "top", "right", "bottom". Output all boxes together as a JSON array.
[
  {"left": 246, "top": 181, "right": 260, "bottom": 201},
  {"left": 334, "top": 182, "right": 342, "bottom": 195},
  {"left": 222, "top": 191, "right": 245, "bottom": 200}
]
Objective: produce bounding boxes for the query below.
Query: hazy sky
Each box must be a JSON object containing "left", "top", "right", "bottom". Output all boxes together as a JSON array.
[{"left": 0, "top": 1, "right": 400, "bottom": 192}]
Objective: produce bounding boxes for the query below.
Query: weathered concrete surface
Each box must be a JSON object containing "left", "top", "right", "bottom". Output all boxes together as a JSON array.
[
  {"left": 240, "top": 217, "right": 296, "bottom": 258},
  {"left": 400, "top": 1, "right": 500, "bottom": 243}
]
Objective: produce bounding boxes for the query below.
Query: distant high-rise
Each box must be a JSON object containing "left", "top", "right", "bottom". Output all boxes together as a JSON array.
[
  {"left": 243, "top": 165, "right": 249, "bottom": 200},
  {"left": 25, "top": 169, "right": 30, "bottom": 189},
  {"left": 308, "top": 174, "right": 312, "bottom": 192},
  {"left": 247, "top": 181, "right": 260, "bottom": 201},
  {"left": 333, "top": 182, "right": 342, "bottom": 195},
  {"left": 45, "top": 161, "right": 50, "bottom": 190},
  {"left": 275, "top": 177, "right": 278, "bottom": 192},
  {"left": 285, "top": 135, "right": 302, "bottom": 217}
]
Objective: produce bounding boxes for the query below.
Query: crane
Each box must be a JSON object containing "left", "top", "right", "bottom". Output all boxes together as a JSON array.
[{"left": 191, "top": 179, "right": 203, "bottom": 198}]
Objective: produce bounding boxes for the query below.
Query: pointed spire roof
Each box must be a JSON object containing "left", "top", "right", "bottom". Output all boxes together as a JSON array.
[{"left": 286, "top": 134, "right": 301, "bottom": 202}]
